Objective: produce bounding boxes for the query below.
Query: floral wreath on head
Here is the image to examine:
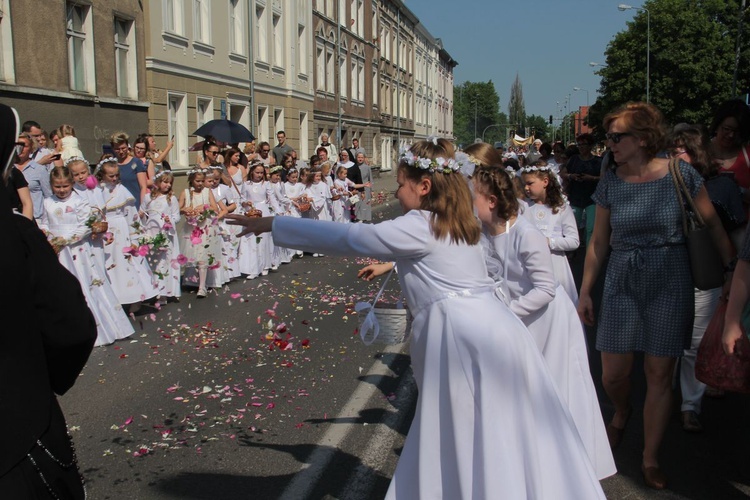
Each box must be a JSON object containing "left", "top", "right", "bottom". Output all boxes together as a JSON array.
[
  {"left": 187, "top": 167, "right": 209, "bottom": 177},
  {"left": 153, "top": 170, "right": 173, "bottom": 182},
  {"left": 269, "top": 165, "right": 283, "bottom": 174},
  {"left": 64, "top": 156, "right": 89, "bottom": 169},
  {"left": 93, "top": 156, "right": 118, "bottom": 175},
  {"left": 399, "top": 146, "right": 459, "bottom": 174},
  {"left": 519, "top": 164, "right": 568, "bottom": 205}
]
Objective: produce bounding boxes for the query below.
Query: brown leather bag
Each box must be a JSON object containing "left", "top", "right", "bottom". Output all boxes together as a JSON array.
[{"left": 696, "top": 299, "right": 750, "bottom": 394}]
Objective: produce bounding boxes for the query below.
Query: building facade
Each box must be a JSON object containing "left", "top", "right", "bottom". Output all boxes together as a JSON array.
[{"left": 0, "top": 0, "right": 149, "bottom": 158}]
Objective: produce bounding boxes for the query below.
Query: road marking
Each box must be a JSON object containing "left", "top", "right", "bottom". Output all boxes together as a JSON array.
[{"left": 278, "top": 342, "right": 411, "bottom": 500}]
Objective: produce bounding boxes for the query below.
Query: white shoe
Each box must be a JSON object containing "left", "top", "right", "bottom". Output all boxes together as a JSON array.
[
  {"left": 197, "top": 288, "right": 207, "bottom": 298},
  {"left": 245, "top": 274, "right": 257, "bottom": 280},
  {"left": 157, "top": 296, "right": 168, "bottom": 305},
  {"left": 271, "top": 265, "right": 278, "bottom": 271},
  {"left": 296, "top": 250, "right": 303, "bottom": 257},
  {"left": 312, "top": 253, "right": 320, "bottom": 257},
  {"left": 261, "top": 269, "right": 269, "bottom": 276}
]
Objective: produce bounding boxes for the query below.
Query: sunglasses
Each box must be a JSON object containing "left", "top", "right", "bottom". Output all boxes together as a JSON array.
[{"left": 605, "top": 132, "right": 633, "bottom": 144}]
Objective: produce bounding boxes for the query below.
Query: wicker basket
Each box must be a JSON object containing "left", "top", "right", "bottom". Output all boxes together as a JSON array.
[
  {"left": 91, "top": 221, "right": 109, "bottom": 234},
  {"left": 331, "top": 194, "right": 342, "bottom": 201},
  {"left": 246, "top": 209, "right": 263, "bottom": 218},
  {"left": 297, "top": 197, "right": 311, "bottom": 212},
  {"left": 358, "top": 302, "right": 412, "bottom": 345}
]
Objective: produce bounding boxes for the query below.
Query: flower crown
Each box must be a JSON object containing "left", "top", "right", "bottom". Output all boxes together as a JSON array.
[
  {"left": 399, "top": 146, "right": 459, "bottom": 174},
  {"left": 153, "top": 170, "right": 173, "bottom": 181},
  {"left": 269, "top": 165, "right": 283, "bottom": 174},
  {"left": 519, "top": 165, "right": 569, "bottom": 204},
  {"left": 64, "top": 156, "right": 89, "bottom": 168},
  {"left": 94, "top": 156, "right": 118, "bottom": 175},
  {"left": 188, "top": 167, "right": 209, "bottom": 176}
]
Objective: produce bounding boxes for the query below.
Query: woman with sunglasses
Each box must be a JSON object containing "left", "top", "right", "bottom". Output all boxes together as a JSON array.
[{"left": 578, "top": 102, "right": 735, "bottom": 490}]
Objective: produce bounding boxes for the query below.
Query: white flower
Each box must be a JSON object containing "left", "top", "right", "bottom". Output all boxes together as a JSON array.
[
  {"left": 435, "top": 156, "right": 447, "bottom": 166},
  {"left": 418, "top": 158, "right": 433, "bottom": 170}
]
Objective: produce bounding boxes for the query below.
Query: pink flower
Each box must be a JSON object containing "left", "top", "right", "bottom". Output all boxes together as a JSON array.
[
  {"left": 122, "top": 245, "right": 137, "bottom": 256},
  {"left": 85, "top": 176, "right": 98, "bottom": 190},
  {"left": 190, "top": 235, "right": 202, "bottom": 245},
  {"left": 162, "top": 222, "right": 173, "bottom": 231},
  {"left": 176, "top": 254, "right": 188, "bottom": 265},
  {"left": 138, "top": 245, "right": 150, "bottom": 256}
]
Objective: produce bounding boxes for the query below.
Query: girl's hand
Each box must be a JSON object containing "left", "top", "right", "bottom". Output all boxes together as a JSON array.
[
  {"left": 577, "top": 294, "right": 596, "bottom": 326},
  {"left": 357, "top": 262, "right": 394, "bottom": 281},
  {"left": 723, "top": 321, "right": 745, "bottom": 355}
]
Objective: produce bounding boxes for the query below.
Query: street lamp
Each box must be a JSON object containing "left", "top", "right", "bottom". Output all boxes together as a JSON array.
[
  {"left": 573, "top": 87, "right": 590, "bottom": 107},
  {"left": 471, "top": 97, "right": 478, "bottom": 141},
  {"left": 589, "top": 62, "right": 605, "bottom": 67},
  {"left": 618, "top": 4, "right": 650, "bottom": 103}
]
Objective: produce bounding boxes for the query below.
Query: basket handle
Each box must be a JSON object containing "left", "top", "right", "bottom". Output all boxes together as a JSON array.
[{"left": 354, "top": 267, "right": 395, "bottom": 346}]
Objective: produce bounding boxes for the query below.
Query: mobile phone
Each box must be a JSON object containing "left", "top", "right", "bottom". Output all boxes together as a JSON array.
[
  {"left": 171, "top": 135, "right": 175, "bottom": 141},
  {"left": 51, "top": 154, "right": 61, "bottom": 160}
]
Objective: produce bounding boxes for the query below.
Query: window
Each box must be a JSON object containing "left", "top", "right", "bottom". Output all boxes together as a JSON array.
[
  {"left": 257, "top": 106, "right": 269, "bottom": 143},
  {"left": 194, "top": 0, "right": 211, "bottom": 45},
  {"left": 299, "top": 111, "right": 309, "bottom": 158},
  {"left": 340, "top": 57, "right": 347, "bottom": 99},
  {"left": 256, "top": 5, "right": 267, "bottom": 62},
  {"left": 66, "top": 3, "right": 95, "bottom": 93},
  {"left": 229, "top": 102, "right": 249, "bottom": 129},
  {"left": 165, "top": 0, "right": 185, "bottom": 35},
  {"left": 272, "top": 13, "right": 282, "bottom": 67},
  {"left": 196, "top": 97, "right": 213, "bottom": 128},
  {"left": 167, "top": 93, "right": 188, "bottom": 168},
  {"left": 316, "top": 46, "right": 325, "bottom": 91},
  {"left": 298, "top": 25, "right": 307, "bottom": 74},
  {"left": 372, "top": 69, "right": 377, "bottom": 105},
  {"left": 273, "top": 108, "right": 283, "bottom": 137},
  {"left": 0, "top": 0, "right": 15, "bottom": 84},
  {"left": 338, "top": 0, "right": 345, "bottom": 25},
  {"left": 357, "top": 61, "right": 364, "bottom": 102},
  {"left": 229, "top": 0, "right": 244, "bottom": 55},
  {"left": 326, "top": 50, "right": 334, "bottom": 93},
  {"left": 114, "top": 18, "right": 136, "bottom": 99},
  {"left": 350, "top": 0, "right": 363, "bottom": 36}
]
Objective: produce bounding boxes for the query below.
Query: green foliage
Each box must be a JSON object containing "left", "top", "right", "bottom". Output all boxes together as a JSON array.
[
  {"left": 453, "top": 81, "right": 507, "bottom": 146},
  {"left": 508, "top": 74, "right": 526, "bottom": 131},
  {"left": 526, "top": 115, "right": 551, "bottom": 140},
  {"left": 589, "top": 0, "right": 750, "bottom": 137}
]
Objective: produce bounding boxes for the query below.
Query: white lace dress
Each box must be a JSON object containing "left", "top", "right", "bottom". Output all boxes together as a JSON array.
[{"left": 142, "top": 193, "right": 182, "bottom": 298}]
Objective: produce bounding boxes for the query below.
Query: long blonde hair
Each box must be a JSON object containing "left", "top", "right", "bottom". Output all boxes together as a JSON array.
[
  {"left": 399, "top": 139, "right": 480, "bottom": 245},
  {"left": 150, "top": 171, "right": 175, "bottom": 204}
]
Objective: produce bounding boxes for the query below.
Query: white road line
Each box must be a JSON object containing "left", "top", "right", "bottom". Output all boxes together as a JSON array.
[{"left": 278, "top": 342, "right": 409, "bottom": 500}]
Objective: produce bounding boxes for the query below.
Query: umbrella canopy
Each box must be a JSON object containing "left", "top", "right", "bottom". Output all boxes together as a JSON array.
[{"left": 193, "top": 119, "right": 255, "bottom": 144}]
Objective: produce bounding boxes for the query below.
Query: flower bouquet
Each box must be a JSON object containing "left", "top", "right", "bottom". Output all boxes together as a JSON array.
[{"left": 242, "top": 201, "right": 263, "bottom": 218}]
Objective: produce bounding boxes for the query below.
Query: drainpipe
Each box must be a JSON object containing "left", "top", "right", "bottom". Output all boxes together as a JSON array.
[{"left": 247, "top": 0, "right": 256, "bottom": 133}]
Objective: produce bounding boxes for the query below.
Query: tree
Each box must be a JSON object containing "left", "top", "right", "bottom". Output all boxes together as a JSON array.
[
  {"left": 526, "top": 115, "right": 551, "bottom": 141},
  {"left": 589, "top": 0, "right": 750, "bottom": 137},
  {"left": 453, "top": 81, "right": 507, "bottom": 146},
  {"left": 508, "top": 74, "right": 526, "bottom": 133}
]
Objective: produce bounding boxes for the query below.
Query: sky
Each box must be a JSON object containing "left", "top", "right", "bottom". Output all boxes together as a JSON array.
[{"left": 404, "top": 0, "right": 642, "bottom": 119}]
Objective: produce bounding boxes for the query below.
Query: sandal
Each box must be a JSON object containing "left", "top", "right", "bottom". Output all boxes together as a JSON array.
[{"left": 606, "top": 406, "right": 632, "bottom": 449}]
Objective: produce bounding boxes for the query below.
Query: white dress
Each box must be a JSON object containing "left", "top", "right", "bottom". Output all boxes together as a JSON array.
[
  {"left": 74, "top": 183, "right": 107, "bottom": 278},
  {"left": 269, "top": 181, "right": 293, "bottom": 265},
  {"left": 238, "top": 180, "right": 274, "bottom": 275},
  {"left": 272, "top": 212, "right": 605, "bottom": 499},
  {"left": 180, "top": 188, "right": 225, "bottom": 288},
  {"left": 332, "top": 178, "right": 355, "bottom": 223},
  {"left": 101, "top": 183, "right": 158, "bottom": 304},
  {"left": 483, "top": 217, "right": 616, "bottom": 480},
  {"left": 212, "top": 183, "right": 242, "bottom": 279},
  {"left": 142, "top": 193, "right": 182, "bottom": 298},
  {"left": 522, "top": 200, "right": 580, "bottom": 303},
  {"left": 304, "top": 182, "right": 332, "bottom": 221},
  {"left": 284, "top": 181, "right": 306, "bottom": 218},
  {"left": 41, "top": 192, "right": 134, "bottom": 346}
]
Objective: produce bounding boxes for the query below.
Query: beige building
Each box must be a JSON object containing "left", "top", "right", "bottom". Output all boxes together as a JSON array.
[
  {"left": 144, "top": 0, "right": 315, "bottom": 169},
  {"left": 414, "top": 24, "right": 456, "bottom": 142},
  {"left": 0, "top": 0, "right": 149, "bottom": 158}
]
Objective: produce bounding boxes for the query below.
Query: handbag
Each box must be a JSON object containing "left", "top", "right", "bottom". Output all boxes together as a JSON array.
[
  {"left": 354, "top": 268, "right": 412, "bottom": 346},
  {"left": 348, "top": 193, "right": 361, "bottom": 204},
  {"left": 695, "top": 299, "right": 750, "bottom": 393},
  {"left": 669, "top": 159, "right": 725, "bottom": 290}
]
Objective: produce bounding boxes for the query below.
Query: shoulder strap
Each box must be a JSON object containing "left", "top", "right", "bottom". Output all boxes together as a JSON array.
[
  {"left": 670, "top": 159, "right": 706, "bottom": 232},
  {"left": 743, "top": 145, "right": 749, "bottom": 167}
]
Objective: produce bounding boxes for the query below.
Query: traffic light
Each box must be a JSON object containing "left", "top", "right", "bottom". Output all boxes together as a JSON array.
[{"left": 549, "top": 115, "right": 553, "bottom": 125}]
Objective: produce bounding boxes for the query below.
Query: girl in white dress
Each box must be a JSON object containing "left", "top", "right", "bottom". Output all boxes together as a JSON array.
[
  {"left": 199, "top": 167, "right": 229, "bottom": 288},
  {"left": 212, "top": 166, "right": 242, "bottom": 280},
  {"left": 320, "top": 161, "right": 335, "bottom": 220},
  {"left": 226, "top": 139, "right": 606, "bottom": 500},
  {"left": 239, "top": 163, "right": 274, "bottom": 277},
  {"left": 472, "top": 164, "right": 616, "bottom": 480},
  {"left": 141, "top": 171, "right": 181, "bottom": 300},
  {"left": 68, "top": 157, "right": 108, "bottom": 278},
  {"left": 521, "top": 161, "right": 580, "bottom": 303},
  {"left": 178, "top": 168, "right": 221, "bottom": 298},
  {"left": 97, "top": 158, "right": 157, "bottom": 308},
  {"left": 41, "top": 166, "right": 134, "bottom": 346},
  {"left": 283, "top": 168, "right": 306, "bottom": 258},
  {"left": 303, "top": 168, "right": 332, "bottom": 257},
  {"left": 268, "top": 165, "right": 293, "bottom": 267},
  {"left": 332, "top": 165, "right": 370, "bottom": 223}
]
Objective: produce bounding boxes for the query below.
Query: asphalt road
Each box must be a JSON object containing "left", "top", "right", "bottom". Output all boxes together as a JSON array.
[{"left": 59, "top": 170, "right": 750, "bottom": 499}]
